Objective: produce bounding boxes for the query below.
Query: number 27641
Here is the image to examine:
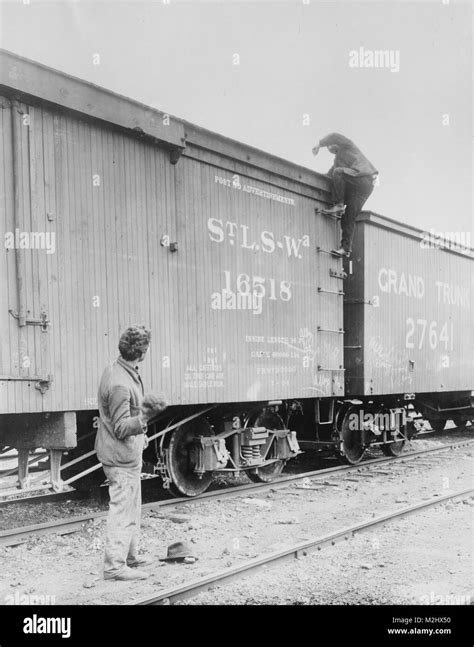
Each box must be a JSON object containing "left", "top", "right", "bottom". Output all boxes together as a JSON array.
[{"left": 405, "top": 318, "right": 453, "bottom": 350}]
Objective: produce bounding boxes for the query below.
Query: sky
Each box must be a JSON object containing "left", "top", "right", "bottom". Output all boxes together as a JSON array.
[{"left": 0, "top": 0, "right": 472, "bottom": 235}]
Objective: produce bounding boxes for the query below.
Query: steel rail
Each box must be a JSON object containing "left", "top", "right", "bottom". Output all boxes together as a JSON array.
[
  {"left": 0, "top": 426, "right": 469, "bottom": 509},
  {"left": 0, "top": 439, "right": 472, "bottom": 547},
  {"left": 134, "top": 486, "right": 474, "bottom": 606},
  {"left": 0, "top": 425, "right": 468, "bottom": 507},
  {"left": 0, "top": 485, "right": 78, "bottom": 509}
]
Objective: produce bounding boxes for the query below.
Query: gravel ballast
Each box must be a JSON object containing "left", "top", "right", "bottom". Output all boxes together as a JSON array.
[{"left": 0, "top": 435, "right": 471, "bottom": 605}]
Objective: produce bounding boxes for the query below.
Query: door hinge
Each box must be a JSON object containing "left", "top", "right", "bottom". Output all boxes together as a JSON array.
[
  {"left": 35, "top": 374, "right": 53, "bottom": 394},
  {"left": 9, "top": 309, "right": 50, "bottom": 331},
  {"left": 0, "top": 374, "right": 53, "bottom": 394}
]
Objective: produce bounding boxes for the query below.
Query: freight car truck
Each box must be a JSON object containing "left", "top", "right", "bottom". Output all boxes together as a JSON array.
[
  {"left": 0, "top": 50, "right": 346, "bottom": 495},
  {"left": 330, "top": 212, "right": 474, "bottom": 464}
]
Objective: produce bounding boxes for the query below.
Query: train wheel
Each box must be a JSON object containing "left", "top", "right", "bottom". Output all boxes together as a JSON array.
[
  {"left": 246, "top": 410, "right": 287, "bottom": 483},
  {"left": 336, "top": 405, "right": 365, "bottom": 465},
  {"left": 379, "top": 408, "right": 406, "bottom": 457},
  {"left": 166, "top": 418, "right": 214, "bottom": 498},
  {"left": 427, "top": 418, "right": 447, "bottom": 432},
  {"left": 381, "top": 439, "right": 405, "bottom": 457},
  {"left": 452, "top": 415, "right": 467, "bottom": 429}
]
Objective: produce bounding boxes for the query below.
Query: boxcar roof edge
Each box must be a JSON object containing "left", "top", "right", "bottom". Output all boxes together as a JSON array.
[
  {"left": 358, "top": 211, "right": 474, "bottom": 259},
  {"left": 0, "top": 48, "right": 330, "bottom": 194}
]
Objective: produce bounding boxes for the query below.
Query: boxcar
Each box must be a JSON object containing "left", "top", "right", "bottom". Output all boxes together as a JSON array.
[
  {"left": 345, "top": 212, "right": 474, "bottom": 398},
  {"left": 1, "top": 50, "right": 472, "bottom": 494},
  {"left": 321, "top": 211, "right": 474, "bottom": 464},
  {"left": 0, "top": 49, "right": 345, "bottom": 494}
]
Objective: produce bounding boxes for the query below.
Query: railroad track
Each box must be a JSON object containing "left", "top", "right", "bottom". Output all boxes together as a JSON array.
[
  {"left": 0, "top": 488, "right": 89, "bottom": 509},
  {"left": 1, "top": 438, "right": 472, "bottom": 548},
  {"left": 0, "top": 425, "right": 470, "bottom": 509},
  {"left": 134, "top": 486, "right": 474, "bottom": 606}
]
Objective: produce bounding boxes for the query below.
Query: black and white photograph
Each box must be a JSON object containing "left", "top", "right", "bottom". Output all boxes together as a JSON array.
[{"left": 0, "top": 0, "right": 472, "bottom": 642}]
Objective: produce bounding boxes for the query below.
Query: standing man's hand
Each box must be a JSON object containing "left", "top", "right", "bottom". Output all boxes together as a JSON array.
[
  {"left": 141, "top": 394, "right": 168, "bottom": 422},
  {"left": 312, "top": 144, "right": 320, "bottom": 156}
]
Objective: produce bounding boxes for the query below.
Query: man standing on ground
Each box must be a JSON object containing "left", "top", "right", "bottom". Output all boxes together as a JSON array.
[
  {"left": 96, "top": 325, "right": 166, "bottom": 581},
  {"left": 312, "top": 133, "right": 378, "bottom": 257}
]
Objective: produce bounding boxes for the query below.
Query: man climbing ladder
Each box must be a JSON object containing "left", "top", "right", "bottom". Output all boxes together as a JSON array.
[{"left": 312, "top": 133, "right": 378, "bottom": 257}]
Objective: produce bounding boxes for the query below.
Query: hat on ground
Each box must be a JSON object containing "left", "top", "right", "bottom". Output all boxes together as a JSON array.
[{"left": 159, "top": 541, "right": 196, "bottom": 562}]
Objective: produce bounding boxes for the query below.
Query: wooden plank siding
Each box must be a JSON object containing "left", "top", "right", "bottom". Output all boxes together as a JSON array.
[
  {"left": 0, "top": 49, "right": 185, "bottom": 150},
  {"left": 0, "top": 50, "right": 345, "bottom": 415},
  {"left": 3, "top": 51, "right": 471, "bottom": 420},
  {"left": 345, "top": 213, "right": 474, "bottom": 396},
  {"left": 0, "top": 97, "right": 14, "bottom": 409},
  {"left": 0, "top": 97, "right": 174, "bottom": 413},
  {"left": 0, "top": 90, "right": 342, "bottom": 413},
  {"left": 169, "top": 155, "right": 343, "bottom": 404}
]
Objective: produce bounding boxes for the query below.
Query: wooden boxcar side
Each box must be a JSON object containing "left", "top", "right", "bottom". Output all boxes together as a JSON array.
[
  {"left": 0, "top": 50, "right": 344, "bottom": 417},
  {"left": 345, "top": 212, "right": 474, "bottom": 397},
  {"left": 169, "top": 150, "right": 345, "bottom": 405}
]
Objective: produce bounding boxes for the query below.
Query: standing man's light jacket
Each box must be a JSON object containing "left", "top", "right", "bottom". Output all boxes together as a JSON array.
[{"left": 95, "top": 357, "right": 146, "bottom": 469}]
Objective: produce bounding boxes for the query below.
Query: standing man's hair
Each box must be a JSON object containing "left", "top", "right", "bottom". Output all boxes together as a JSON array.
[{"left": 119, "top": 325, "right": 151, "bottom": 361}]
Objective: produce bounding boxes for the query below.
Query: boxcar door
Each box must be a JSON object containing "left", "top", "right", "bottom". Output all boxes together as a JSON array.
[{"left": 0, "top": 97, "right": 52, "bottom": 414}]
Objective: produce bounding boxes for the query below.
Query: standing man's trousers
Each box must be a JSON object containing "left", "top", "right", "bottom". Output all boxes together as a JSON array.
[
  {"left": 332, "top": 172, "right": 374, "bottom": 253},
  {"left": 102, "top": 464, "right": 142, "bottom": 578}
]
